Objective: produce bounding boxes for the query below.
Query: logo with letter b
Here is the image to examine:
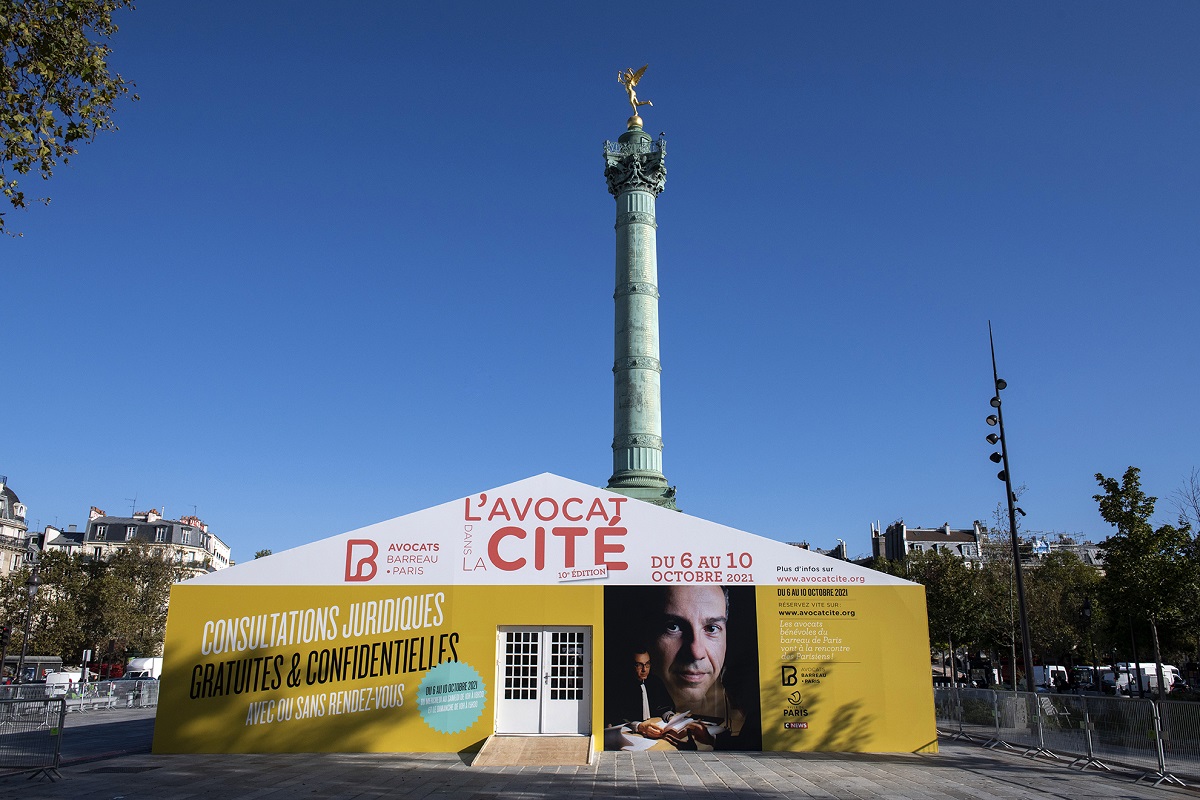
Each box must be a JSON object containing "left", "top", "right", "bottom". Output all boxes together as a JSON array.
[
  {"left": 781, "top": 665, "right": 798, "bottom": 686},
  {"left": 345, "top": 539, "right": 379, "bottom": 582}
]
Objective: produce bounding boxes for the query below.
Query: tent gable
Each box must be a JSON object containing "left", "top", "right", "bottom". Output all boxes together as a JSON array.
[{"left": 190, "top": 474, "right": 911, "bottom": 587}]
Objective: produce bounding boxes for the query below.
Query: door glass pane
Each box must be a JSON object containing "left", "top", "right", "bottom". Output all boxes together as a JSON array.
[
  {"left": 549, "top": 630, "right": 584, "bottom": 701},
  {"left": 504, "top": 630, "right": 540, "bottom": 700}
]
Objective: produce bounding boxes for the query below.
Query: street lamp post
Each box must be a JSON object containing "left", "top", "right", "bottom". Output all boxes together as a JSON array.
[
  {"left": 1082, "top": 597, "right": 1098, "bottom": 692},
  {"left": 14, "top": 555, "right": 41, "bottom": 684},
  {"left": 0, "top": 625, "right": 11, "bottom": 683},
  {"left": 985, "top": 322, "right": 1036, "bottom": 694}
]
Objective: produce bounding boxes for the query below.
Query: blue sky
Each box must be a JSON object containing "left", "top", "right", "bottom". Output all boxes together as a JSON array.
[{"left": 5, "top": 2, "right": 1198, "bottom": 560}]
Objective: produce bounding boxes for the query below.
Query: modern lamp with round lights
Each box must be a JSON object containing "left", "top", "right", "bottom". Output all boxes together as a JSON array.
[{"left": 986, "top": 321, "right": 1035, "bottom": 695}]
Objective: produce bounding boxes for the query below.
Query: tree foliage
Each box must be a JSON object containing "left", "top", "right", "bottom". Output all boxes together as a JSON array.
[
  {"left": 91, "top": 541, "right": 184, "bottom": 658},
  {"left": 862, "top": 468, "right": 1200, "bottom": 688},
  {"left": 1095, "top": 467, "right": 1198, "bottom": 692},
  {"left": 1173, "top": 467, "right": 1200, "bottom": 531},
  {"left": 0, "top": 549, "right": 89, "bottom": 660},
  {"left": 0, "top": 0, "right": 136, "bottom": 234},
  {"left": 1022, "top": 550, "right": 1100, "bottom": 663},
  {"left": 900, "top": 549, "right": 984, "bottom": 651},
  {"left": 974, "top": 551, "right": 1015, "bottom": 652},
  {"left": 0, "top": 543, "right": 187, "bottom": 663},
  {"left": 1095, "top": 468, "right": 1193, "bottom": 625}
]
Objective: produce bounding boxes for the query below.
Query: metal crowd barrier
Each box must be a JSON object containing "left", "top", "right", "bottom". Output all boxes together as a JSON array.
[
  {"left": 1082, "top": 695, "right": 1160, "bottom": 775},
  {"left": 61, "top": 680, "right": 160, "bottom": 711},
  {"left": 0, "top": 679, "right": 160, "bottom": 710},
  {"left": 0, "top": 685, "right": 57, "bottom": 702},
  {"left": 992, "top": 691, "right": 1041, "bottom": 754},
  {"left": 933, "top": 688, "right": 1189, "bottom": 787},
  {"left": 956, "top": 688, "right": 1000, "bottom": 742},
  {"left": 0, "top": 697, "right": 66, "bottom": 780},
  {"left": 1160, "top": 700, "right": 1200, "bottom": 778},
  {"left": 932, "top": 685, "right": 959, "bottom": 735},
  {"left": 102, "top": 679, "right": 160, "bottom": 709}
]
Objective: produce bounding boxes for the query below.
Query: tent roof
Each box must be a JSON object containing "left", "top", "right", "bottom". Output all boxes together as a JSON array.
[{"left": 190, "top": 473, "right": 913, "bottom": 587}]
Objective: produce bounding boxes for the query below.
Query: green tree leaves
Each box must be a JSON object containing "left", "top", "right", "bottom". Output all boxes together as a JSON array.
[
  {"left": 93, "top": 541, "right": 186, "bottom": 659},
  {"left": 0, "top": 0, "right": 136, "bottom": 234},
  {"left": 1095, "top": 467, "right": 1194, "bottom": 627},
  {"left": 1023, "top": 551, "right": 1100, "bottom": 661},
  {"left": 0, "top": 543, "right": 186, "bottom": 664},
  {"left": 901, "top": 550, "right": 985, "bottom": 651},
  {"left": 1095, "top": 467, "right": 1197, "bottom": 691}
]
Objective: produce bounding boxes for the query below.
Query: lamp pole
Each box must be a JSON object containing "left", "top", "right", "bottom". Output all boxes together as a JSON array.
[
  {"left": 985, "top": 322, "right": 1036, "bottom": 694},
  {"left": 14, "top": 554, "right": 42, "bottom": 684},
  {"left": 0, "top": 625, "right": 10, "bottom": 683},
  {"left": 1082, "top": 597, "right": 1098, "bottom": 693}
]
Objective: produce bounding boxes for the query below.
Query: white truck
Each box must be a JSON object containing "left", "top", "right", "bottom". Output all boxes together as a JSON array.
[
  {"left": 1031, "top": 665, "right": 1069, "bottom": 691},
  {"left": 124, "top": 656, "right": 163, "bottom": 680},
  {"left": 1105, "top": 663, "right": 1182, "bottom": 694},
  {"left": 43, "top": 671, "right": 79, "bottom": 697}
]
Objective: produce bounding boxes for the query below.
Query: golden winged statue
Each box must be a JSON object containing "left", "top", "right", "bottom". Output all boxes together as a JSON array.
[{"left": 619, "top": 65, "right": 653, "bottom": 116}]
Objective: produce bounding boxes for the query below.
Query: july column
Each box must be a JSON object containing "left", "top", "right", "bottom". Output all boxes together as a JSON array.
[{"left": 603, "top": 121, "right": 676, "bottom": 510}]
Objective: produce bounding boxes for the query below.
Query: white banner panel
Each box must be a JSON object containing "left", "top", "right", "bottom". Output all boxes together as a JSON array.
[{"left": 193, "top": 474, "right": 912, "bottom": 588}]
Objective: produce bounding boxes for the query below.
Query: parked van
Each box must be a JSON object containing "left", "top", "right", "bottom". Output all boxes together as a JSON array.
[
  {"left": 125, "top": 657, "right": 163, "bottom": 680},
  {"left": 1107, "top": 663, "right": 1182, "bottom": 694},
  {"left": 43, "top": 671, "right": 78, "bottom": 697},
  {"left": 1031, "top": 665, "right": 1069, "bottom": 691}
]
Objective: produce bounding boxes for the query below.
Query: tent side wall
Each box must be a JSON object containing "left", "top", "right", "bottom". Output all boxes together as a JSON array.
[{"left": 154, "top": 581, "right": 935, "bottom": 754}]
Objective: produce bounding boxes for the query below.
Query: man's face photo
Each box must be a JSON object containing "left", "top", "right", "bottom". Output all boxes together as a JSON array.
[
  {"left": 633, "top": 651, "right": 651, "bottom": 682},
  {"left": 606, "top": 583, "right": 760, "bottom": 749},
  {"left": 651, "top": 585, "right": 728, "bottom": 707}
]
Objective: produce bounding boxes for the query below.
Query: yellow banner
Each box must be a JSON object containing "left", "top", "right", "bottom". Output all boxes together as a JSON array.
[
  {"left": 154, "top": 584, "right": 603, "bottom": 753},
  {"left": 758, "top": 585, "right": 937, "bottom": 752},
  {"left": 155, "top": 581, "right": 934, "bottom": 754}
]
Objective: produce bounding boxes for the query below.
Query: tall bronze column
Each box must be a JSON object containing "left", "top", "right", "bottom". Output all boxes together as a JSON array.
[{"left": 603, "top": 106, "right": 676, "bottom": 510}]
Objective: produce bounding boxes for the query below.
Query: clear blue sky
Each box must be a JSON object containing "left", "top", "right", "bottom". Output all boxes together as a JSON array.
[{"left": 6, "top": 2, "right": 1198, "bottom": 560}]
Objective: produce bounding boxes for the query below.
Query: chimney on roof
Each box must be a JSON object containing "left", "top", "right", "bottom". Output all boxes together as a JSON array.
[{"left": 89, "top": 506, "right": 106, "bottom": 521}]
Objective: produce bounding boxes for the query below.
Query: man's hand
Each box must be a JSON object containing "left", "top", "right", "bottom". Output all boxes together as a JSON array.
[
  {"left": 634, "top": 721, "right": 666, "bottom": 738},
  {"left": 662, "top": 721, "right": 714, "bottom": 747}
]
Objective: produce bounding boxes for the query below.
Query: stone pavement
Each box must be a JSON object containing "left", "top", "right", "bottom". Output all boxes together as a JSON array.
[{"left": 2, "top": 708, "right": 1196, "bottom": 799}]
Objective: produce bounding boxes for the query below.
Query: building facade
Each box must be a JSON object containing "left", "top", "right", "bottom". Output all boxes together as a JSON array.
[
  {"left": 873, "top": 521, "right": 986, "bottom": 563},
  {"left": 0, "top": 475, "right": 30, "bottom": 577},
  {"left": 871, "top": 520, "right": 1104, "bottom": 568},
  {"left": 77, "top": 507, "right": 231, "bottom": 574}
]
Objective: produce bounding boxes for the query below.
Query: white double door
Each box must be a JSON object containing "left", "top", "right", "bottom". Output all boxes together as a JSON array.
[{"left": 495, "top": 626, "right": 591, "bottom": 734}]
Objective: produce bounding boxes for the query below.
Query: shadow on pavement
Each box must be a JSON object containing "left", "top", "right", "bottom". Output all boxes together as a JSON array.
[
  {"left": 59, "top": 717, "right": 155, "bottom": 764},
  {"left": 4, "top": 723, "right": 1188, "bottom": 800}
]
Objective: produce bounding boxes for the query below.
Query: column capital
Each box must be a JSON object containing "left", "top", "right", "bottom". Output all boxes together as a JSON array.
[{"left": 603, "top": 136, "right": 667, "bottom": 197}]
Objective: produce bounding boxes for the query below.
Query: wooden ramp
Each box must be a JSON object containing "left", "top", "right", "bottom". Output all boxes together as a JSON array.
[{"left": 471, "top": 734, "right": 593, "bottom": 767}]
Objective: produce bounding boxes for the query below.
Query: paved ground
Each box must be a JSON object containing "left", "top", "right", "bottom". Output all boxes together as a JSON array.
[{"left": 1, "top": 708, "right": 1197, "bottom": 799}]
